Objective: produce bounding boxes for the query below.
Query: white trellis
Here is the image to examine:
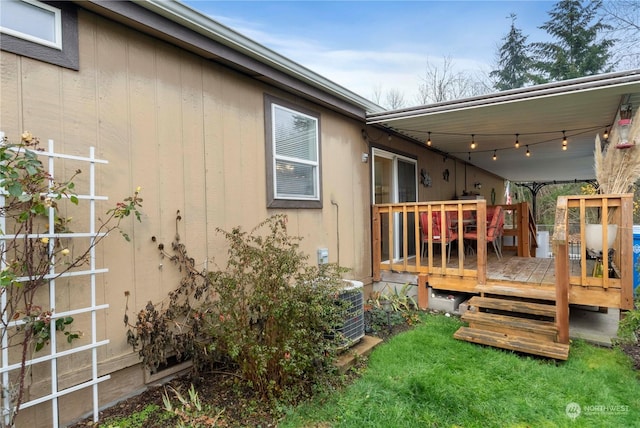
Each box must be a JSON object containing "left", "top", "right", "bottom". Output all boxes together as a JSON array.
[{"left": 0, "top": 132, "right": 111, "bottom": 427}]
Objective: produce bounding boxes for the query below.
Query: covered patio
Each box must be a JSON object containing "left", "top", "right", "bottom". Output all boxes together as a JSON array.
[{"left": 366, "top": 70, "right": 640, "bottom": 359}]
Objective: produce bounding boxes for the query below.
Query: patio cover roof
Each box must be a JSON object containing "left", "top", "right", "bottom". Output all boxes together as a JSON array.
[{"left": 367, "top": 70, "right": 640, "bottom": 183}]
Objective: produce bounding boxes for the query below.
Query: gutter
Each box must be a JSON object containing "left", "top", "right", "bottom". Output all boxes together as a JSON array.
[{"left": 135, "top": 0, "right": 385, "bottom": 114}]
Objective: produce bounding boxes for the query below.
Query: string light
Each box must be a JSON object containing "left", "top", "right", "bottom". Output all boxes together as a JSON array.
[
  {"left": 399, "top": 124, "right": 609, "bottom": 159},
  {"left": 493, "top": 150, "right": 497, "bottom": 161}
]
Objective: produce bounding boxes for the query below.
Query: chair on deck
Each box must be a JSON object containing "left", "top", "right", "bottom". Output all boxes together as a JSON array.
[
  {"left": 420, "top": 211, "right": 459, "bottom": 263},
  {"left": 463, "top": 206, "right": 504, "bottom": 259}
]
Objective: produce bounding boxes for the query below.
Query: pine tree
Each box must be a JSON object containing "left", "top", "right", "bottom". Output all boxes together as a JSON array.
[
  {"left": 491, "top": 14, "right": 534, "bottom": 91},
  {"left": 532, "top": 0, "right": 615, "bottom": 82}
]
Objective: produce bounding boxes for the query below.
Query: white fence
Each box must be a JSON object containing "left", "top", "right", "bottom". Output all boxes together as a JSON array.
[{"left": 1, "top": 133, "right": 110, "bottom": 427}]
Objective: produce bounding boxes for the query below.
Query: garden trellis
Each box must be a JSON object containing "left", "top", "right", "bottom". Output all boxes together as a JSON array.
[{"left": 1, "top": 132, "right": 110, "bottom": 427}]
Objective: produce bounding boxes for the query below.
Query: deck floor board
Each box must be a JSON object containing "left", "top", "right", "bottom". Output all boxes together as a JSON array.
[{"left": 383, "top": 249, "right": 603, "bottom": 288}]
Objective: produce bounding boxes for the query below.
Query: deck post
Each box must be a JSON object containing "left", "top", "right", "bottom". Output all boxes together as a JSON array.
[
  {"left": 372, "top": 206, "right": 381, "bottom": 281},
  {"left": 417, "top": 273, "right": 429, "bottom": 310},
  {"left": 620, "top": 194, "right": 634, "bottom": 310},
  {"left": 553, "top": 196, "right": 570, "bottom": 344},
  {"left": 476, "top": 201, "right": 487, "bottom": 285}
]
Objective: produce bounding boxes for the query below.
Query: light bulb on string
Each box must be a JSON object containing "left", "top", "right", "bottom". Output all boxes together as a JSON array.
[
  {"left": 470, "top": 134, "right": 476, "bottom": 150},
  {"left": 514, "top": 134, "right": 520, "bottom": 149},
  {"left": 526, "top": 145, "right": 531, "bottom": 157},
  {"left": 492, "top": 150, "right": 497, "bottom": 161},
  {"left": 562, "top": 130, "right": 567, "bottom": 145},
  {"left": 426, "top": 131, "right": 432, "bottom": 146},
  {"left": 603, "top": 128, "right": 609, "bottom": 140}
]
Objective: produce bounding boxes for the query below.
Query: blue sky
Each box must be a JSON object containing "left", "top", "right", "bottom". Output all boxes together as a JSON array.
[{"left": 182, "top": 1, "right": 556, "bottom": 102}]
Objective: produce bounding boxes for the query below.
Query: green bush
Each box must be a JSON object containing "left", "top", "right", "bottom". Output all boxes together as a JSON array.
[
  {"left": 127, "top": 215, "right": 349, "bottom": 401},
  {"left": 205, "top": 216, "right": 348, "bottom": 398},
  {"left": 618, "top": 294, "right": 640, "bottom": 343}
]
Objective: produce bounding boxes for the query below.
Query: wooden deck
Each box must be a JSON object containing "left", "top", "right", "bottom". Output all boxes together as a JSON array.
[
  {"left": 373, "top": 196, "right": 634, "bottom": 360},
  {"left": 383, "top": 250, "right": 599, "bottom": 288}
]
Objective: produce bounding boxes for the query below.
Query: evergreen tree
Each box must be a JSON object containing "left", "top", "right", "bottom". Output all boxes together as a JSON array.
[
  {"left": 491, "top": 14, "right": 534, "bottom": 91},
  {"left": 532, "top": 0, "right": 615, "bottom": 82}
]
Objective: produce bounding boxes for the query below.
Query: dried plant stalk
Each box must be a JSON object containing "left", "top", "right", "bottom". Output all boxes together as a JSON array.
[{"left": 594, "top": 108, "right": 640, "bottom": 195}]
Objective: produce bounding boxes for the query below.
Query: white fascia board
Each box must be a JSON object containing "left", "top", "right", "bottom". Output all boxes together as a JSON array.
[{"left": 367, "top": 69, "right": 640, "bottom": 123}]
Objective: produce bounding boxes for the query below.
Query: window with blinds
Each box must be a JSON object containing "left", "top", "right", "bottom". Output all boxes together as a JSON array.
[{"left": 265, "top": 95, "right": 322, "bottom": 208}]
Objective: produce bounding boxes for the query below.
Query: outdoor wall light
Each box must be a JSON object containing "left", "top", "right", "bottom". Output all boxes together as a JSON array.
[
  {"left": 474, "top": 182, "right": 482, "bottom": 189},
  {"left": 617, "top": 104, "right": 634, "bottom": 149}
]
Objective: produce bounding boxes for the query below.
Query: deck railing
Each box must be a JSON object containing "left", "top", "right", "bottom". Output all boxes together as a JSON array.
[
  {"left": 553, "top": 193, "right": 634, "bottom": 343},
  {"left": 496, "top": 202, "right": 537, "bottom": 257},
  {"left": 372, "top": 201, "right": 536, "bottom": 285},
  {"left": 372, "top": 200, "right": 487, "bottom": 282}
]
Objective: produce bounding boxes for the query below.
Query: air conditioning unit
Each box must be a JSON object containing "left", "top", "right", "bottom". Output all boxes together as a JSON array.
[{"left": 336, "top": 280, "right": 365, "bottom": 348}]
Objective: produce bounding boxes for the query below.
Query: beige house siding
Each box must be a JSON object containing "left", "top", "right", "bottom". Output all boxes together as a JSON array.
[
  {"left": 369, "top": 136, "right": 505, "bottom": 203},
  {"left": 2, "top": 8, "right": 374, "bottom": 426},
  {"left": 1, "top": 5, "right": 506, "bottom": 425}
]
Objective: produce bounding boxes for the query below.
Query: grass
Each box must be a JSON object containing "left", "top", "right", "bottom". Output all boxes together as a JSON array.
[
  {"left": 280, "top": 314, "right": 640, "bottom": 428},
  {"left": 100, "top": 404, "right": 172, "bottom": 428}
]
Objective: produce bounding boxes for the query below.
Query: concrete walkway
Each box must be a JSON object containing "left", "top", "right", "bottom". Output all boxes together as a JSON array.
[{"left": 569, "top": 306, "right": 620, "bottom": 347}]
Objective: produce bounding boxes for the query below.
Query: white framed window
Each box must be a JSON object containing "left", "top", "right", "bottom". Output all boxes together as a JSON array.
[
  {"left": 0, "top": 0, "right": 62, "bottom": 50},
  {"left": 0, "top": 0, "right": 77, "bottom": 70},
  {"left": 265, "top": 95, "right": 322, "bottom": 208}
]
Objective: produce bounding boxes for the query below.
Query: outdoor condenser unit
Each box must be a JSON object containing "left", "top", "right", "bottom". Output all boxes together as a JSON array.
[{"left": 336, "top": 280, "right": 365, "bottom": 348}]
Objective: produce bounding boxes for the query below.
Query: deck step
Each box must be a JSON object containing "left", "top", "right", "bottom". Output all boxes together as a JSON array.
[
  {"left": 462, "top": 311, "right": 557, "bottom": 336},
  {"left": 467, "top": 296, "right": 556, "bottom": 318},
  {"left": 476, "top": 284, "right": 556, "bottom": 301},
  {"left": 454, "top": 326, "right": 570, "bottom": 360}
]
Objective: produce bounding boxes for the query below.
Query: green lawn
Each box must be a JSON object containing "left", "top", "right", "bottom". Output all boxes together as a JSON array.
[{"left": 281, "top": 314, "right": 640, "bottom": 428}]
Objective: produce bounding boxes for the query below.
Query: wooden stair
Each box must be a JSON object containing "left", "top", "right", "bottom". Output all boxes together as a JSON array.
[{"left": 453, "top": 285, "right": 570, "bottom": 360}]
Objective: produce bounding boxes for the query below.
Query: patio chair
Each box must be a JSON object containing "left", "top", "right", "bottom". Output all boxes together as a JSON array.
[
  {"left": 463, "top": 205, "right": 504, "bottom": 259},
  {"left": 420, "top": 211, "right": 459, "bottom": 263}
]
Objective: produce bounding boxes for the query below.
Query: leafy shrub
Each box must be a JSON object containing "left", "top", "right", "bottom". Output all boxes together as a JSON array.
[
  {"left": 127, "top": 215, "right": 349, "bottom": 401},
  {"left": 618, "top": 294, "right": 640, "bottom": 343}
]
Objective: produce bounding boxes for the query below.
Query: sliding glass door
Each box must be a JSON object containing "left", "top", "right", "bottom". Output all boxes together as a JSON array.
[{"left": 373, "top": 149, "right": 417, "bottom": 261}]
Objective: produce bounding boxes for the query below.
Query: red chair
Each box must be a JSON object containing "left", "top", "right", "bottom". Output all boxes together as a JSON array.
[
  {"left": 464, "top": 206, "right": 504, "bottom": 259},
  {"left": 420, "top": 211, "right": 459, "bottom": 263}
]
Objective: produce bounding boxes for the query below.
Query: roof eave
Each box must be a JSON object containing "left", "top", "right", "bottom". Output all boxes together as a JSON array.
[
  {"left": 135, "top": 0, "right": 385, "bottom": 114},
  {"left": 367, "top": 69, "right": 640, "bottom": 123}
]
